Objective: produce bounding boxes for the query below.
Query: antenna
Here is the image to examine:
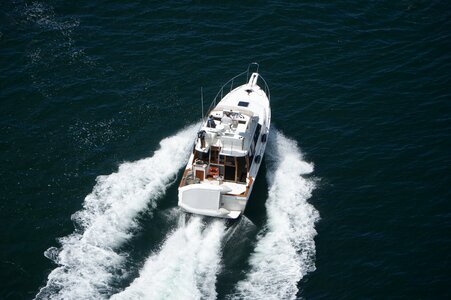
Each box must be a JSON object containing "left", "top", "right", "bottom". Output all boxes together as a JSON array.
[{"left": 201, "top": 87, "right": 204, "bottom": 119}]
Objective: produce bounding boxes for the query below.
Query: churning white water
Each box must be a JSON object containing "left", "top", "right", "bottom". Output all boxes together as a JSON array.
[
  {"left": 35, "top": 125, "right": 318, "bottom": 300},
  {"left": 111, "top": 216, "right": 226, "bottom": 300},
  {"left": 230, "top": 130, "right": 320, "bottom": 300},
  {"left": 35, "top": 124, "right": 198, "bottom": 300}
]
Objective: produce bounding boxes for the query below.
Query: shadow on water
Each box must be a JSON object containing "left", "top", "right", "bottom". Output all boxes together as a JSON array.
[{"left": 243, "top": 156, "right": 269, "bottom": 227}]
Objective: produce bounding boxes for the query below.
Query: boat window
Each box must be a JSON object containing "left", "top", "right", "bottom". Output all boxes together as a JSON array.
[
  {"left": 209, "top": 154, "right": 247, "bottom": 182},
  {"left": 225, "top": 156, "right": 235, "bottom": 166},
  {"left": 253, "top": 123, "right": 262, "bottom": 145},
  {"left": 224, "top": 166, "right": 235, "bottom": 181},
  {"left": 238, "top": 101, "right": 249, "bottom": 107},
  {"left": 224, "top": 156, "right": 236, "bottom": 181},
  {"left": 194, "top": 150, "right": 209, "bottom": 162},
  {"left": 237, "top": 156, "right": 247, "bottom": 183},
  {"left": 210, "top": 147, "right": 219, "bottom": 164}
]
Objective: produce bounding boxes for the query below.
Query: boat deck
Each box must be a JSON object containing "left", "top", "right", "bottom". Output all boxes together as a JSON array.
[
  {"left": 179, "top": 169, "right": 252, "bottom": 197},
  {"left": 204, "top": 178, "right": 247, "bottom": 195}
]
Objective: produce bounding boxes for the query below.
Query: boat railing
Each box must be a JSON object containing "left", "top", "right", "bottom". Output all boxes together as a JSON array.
[
  {"left": 203, "top": 63, "right": 270, "bottom": 122},
  {"left": 245, "top": 62, "right": 271, "bottom": 101}
]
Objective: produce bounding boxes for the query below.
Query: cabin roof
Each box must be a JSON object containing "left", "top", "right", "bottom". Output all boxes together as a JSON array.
[
  {"left": 216, "top": 84, "right": 268, "bottom": 125},
  {"left": 195, "top": 82, "right": 269, "bottom": 156}
]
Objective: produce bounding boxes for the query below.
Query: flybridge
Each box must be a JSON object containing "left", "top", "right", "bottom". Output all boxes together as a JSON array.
[
  {"left": 195, "top": 108, "right": 259, "bottom": 156},
  {"left": 178, "top": 63, "right": 271, "bottom": 219}
]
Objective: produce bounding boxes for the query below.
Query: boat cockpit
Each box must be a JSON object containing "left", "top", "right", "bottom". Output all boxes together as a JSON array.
[{"left": 189, "top": 147, "right": 249, "bottom": 184}]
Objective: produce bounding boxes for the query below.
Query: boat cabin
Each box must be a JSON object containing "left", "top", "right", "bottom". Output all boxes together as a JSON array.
[{"left": 182, "top": 106, "right": 262, "bottom": 187}]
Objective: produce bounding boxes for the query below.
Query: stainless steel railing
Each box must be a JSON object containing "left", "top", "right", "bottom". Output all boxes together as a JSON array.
[{"left": 202, "top": 63, "right": 270, "bottom": 123}]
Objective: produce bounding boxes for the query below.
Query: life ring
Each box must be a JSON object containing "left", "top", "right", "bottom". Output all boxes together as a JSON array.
[{"left": 210, "top": 166, "right": 219, "bottom": 177}]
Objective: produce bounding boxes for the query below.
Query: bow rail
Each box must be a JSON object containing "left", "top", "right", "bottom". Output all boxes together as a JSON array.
[{"left": 202, "top": 63, "right": 270, "bottom": 123}]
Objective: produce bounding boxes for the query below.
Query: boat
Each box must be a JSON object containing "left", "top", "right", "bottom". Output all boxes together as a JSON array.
[{"left": 178, "top": 63, "right": 271, "bottom": 219}]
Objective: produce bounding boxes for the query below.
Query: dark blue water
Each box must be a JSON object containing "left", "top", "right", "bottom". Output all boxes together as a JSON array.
[{"left": 1, "top": 1, "right": 450, "bottom": 299}]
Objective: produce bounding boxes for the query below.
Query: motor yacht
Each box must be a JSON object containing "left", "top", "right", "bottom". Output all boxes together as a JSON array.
[{"left": 178, "top": 63, "right": 271, "bottom": 219}]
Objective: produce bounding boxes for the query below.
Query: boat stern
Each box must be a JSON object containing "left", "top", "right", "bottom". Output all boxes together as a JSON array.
[{"left": 178, "top": 185, "right": 241, "bottom": 219}]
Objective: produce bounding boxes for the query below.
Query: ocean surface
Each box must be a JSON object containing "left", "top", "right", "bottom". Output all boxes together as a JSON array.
[{"left": 1, "top": 1, "right": 450, "bottom": 299}]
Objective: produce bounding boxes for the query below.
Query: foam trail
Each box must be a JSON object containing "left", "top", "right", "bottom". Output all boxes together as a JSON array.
[
  {"left": 230, "top": 130, "right": 320, "bottom": 300},
  {"left": 111, "top": 217, "right": 226, "bottom": 300},
  {"left": 35, "top": 124, "right": 198, "bottom": 300}
]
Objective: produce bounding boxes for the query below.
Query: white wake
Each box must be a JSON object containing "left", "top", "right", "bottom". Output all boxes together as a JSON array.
[
  {"left": 230, "top": 130, "right": 320, "bottom": 300},
  {"left": 111, "top": 216, "right": 226, "bottom": 300},
  {"left": 35, "top": 124, "right": 198, "bottom": 300}
]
